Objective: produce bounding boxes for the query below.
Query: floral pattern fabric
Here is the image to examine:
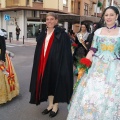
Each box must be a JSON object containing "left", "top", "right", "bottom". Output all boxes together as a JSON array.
[{"left": 67, "top": 28, "right": 120, "bottom": 120}]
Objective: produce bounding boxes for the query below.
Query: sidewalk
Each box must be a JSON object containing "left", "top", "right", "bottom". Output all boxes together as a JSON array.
[{"left": 5, "top": 38, "right": 37, "bottom": 46}]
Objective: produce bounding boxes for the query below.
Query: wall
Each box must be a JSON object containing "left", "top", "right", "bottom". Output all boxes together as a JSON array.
[
  {"left": 68, "top": 0, "right": 71, "bottom": 12},
  {"left": 20, "top": 0, "right": 32, "bottom": 6},
  {"left": 0, "top": 11, "right": 24, "bottom": 39},
  {"left": 1, "top": 0, "right": 6, "bottom": 8},
  {"left": 44, "top": 0, "right": 59, "bottom": 10},
  {"left": 43, "top": 0, "right": 71, "bottom": 12}
]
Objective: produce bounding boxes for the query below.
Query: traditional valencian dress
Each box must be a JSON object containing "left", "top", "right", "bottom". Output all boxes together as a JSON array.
[
  {"left": 0, "top": 35, "right": 19, "bottom": 104},
  {"left": 67, "top": 28, "right": 120, "bottom": 120}
]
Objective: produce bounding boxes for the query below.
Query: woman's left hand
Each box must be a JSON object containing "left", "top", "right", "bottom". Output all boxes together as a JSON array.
[{"left": 80, "top": 39, "right": 84, "bottom": 43}]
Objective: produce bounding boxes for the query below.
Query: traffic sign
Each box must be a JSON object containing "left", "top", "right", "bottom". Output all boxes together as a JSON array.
[{"left": 4, "top": 14, "right": 10, "bottom": 21}]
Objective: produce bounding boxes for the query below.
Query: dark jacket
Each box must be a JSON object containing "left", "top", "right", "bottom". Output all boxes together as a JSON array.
[
  {"left": 85, "top": 32, "right": 94, "bottom": 51},
  {"left": 0, "top": 36, "right": 6, "bottom": 62},
  {"left": 29, "top": 26, "right": 73, "bottom": 105}
]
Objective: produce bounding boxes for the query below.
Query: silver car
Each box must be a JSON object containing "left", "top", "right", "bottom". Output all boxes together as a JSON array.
[{"left": 0, "top": 29, "right": 8, "bottom": 39}]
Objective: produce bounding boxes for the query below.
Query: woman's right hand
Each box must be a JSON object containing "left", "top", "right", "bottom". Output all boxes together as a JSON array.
[{"left": 86, "top": 50, "right": 94, "bottom": 62}]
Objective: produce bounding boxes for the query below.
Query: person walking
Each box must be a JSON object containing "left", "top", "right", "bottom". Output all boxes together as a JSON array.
[
  {"left": 16, "top": 25, "right": 20, "bottom": 41},
  {"left": 0, "top": 30, "right": 19, "bottom": 104},
  {"left": 67, "top": 6, "right": 120, "bottom": 120},
  {"left": 29, "top": 12, "right": 73, "bottom": 118}
]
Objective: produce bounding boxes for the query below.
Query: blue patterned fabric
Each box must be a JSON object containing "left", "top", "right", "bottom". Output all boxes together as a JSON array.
[{"left": 67, "top": 28, "right": 120, "bottom": 120}]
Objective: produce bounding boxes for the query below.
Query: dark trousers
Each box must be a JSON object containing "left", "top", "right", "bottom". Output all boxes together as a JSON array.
[{"left": 16, "top": 34, "right": 19, "bottom": 41}]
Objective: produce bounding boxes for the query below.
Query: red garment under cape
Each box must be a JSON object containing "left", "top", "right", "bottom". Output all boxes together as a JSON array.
[{"left": 36, "top": 32, "right": 54, "bottom": 102}]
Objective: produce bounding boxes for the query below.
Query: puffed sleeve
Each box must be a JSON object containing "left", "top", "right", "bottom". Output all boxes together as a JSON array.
[{"left": 90, "top": 29, "right": 100, "bottom": 53}]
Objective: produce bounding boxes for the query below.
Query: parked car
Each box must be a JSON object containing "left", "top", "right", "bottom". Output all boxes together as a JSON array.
[{"left": 0, "top": 29, "right": 8, "bottom": 39}]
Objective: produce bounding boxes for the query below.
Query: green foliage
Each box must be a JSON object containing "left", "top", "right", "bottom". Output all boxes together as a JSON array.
[{"left": 97, "top": 1, "right": 102, "bottom": 8}]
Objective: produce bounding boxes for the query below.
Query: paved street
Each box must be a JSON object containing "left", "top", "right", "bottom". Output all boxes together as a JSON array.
[{"left": 0, "top": 43, "right": 69, "bottom": 120}]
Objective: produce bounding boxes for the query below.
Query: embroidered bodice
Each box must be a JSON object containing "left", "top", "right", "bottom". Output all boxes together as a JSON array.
[{"left": 91, "top": 28, "right": 120, "bottom": 63}]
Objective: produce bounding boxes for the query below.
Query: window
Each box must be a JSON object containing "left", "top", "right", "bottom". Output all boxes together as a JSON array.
[
  {"left": 84, "top": 3, "right": 88, "bottom": 15},
  {"left": 33, "top": 0, "right": 43, "bottom": 2},
  {"left": 78, "top": 2, "right": 80, "bottom": 14},
  {"left": 78, "top": 2, "right": 80, "bottom": 9},
  {"left": 63, "top": 0, "right": 68, "bottom": 6},
  {"left": 32, "top": 11, "right": 35, "bottom": 17},
  {"left": 26, "top": 0, "right": 30, "bottom": 5}
]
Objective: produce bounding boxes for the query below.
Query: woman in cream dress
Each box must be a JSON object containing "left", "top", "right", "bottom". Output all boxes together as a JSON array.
[{"left": 0, "top": 31, "right": 19, "bottom": 104}]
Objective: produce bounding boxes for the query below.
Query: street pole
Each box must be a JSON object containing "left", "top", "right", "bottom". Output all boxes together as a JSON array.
[
  {"left": 23, "top": 36, "right": 24, "bottom": 44},
  {"left": 96, "top": 0, "right": 98, "bottom": 17}
]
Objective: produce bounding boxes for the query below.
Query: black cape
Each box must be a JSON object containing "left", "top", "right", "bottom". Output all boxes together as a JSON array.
[
  {"left": 29, "top": 26, "right": 73, "bottom": 105},
  {"left": 85, "top": 32, "right": 94, "bottom": 50},
  {"left": 0, "top": 36, "right": 6, "bottom": 62}
]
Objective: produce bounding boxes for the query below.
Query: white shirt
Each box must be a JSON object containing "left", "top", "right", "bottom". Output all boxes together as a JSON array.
[{"left": 44, "top": 30, "right": 54, "bottom": 56}]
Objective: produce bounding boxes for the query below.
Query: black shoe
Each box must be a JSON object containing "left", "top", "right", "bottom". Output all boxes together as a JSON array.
[
  {"left": 49, "top": 108, "right": 59, "bottom": 118},
  {"left": 42, "top": 109, "right": 52, "bottom": 115}
]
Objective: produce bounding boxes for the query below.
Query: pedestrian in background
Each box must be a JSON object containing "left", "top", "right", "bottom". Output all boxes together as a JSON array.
[
  {"left": 16, "top": 25, "right": 21, "bottom": 41},
  {"left": 73, "top": 23, "right": 89, "bottom": 65},
  {"left": 29, "top": 12, "right": 73, "bottom": 118},
  {"left": 85, "top": 22, "right": 101, "bottom": 51},
  {"left": 67, "top": 6, "right": 120, "bottom": 120},
  {"left": 0, "top": 31, "right": 19, "bottom": 104},
  {"left": 68, "top": 30, "right": 76, "bottom": 43}
]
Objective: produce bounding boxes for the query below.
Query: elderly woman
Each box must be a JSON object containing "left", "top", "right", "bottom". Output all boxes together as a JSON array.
[{"left": 29, "top": 12, "right": 73, "bottom": 118}]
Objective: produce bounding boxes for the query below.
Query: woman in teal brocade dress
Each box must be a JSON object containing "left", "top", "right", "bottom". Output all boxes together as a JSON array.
[{"left": 67, "top": 6, "right": 120, "bottom": 120}]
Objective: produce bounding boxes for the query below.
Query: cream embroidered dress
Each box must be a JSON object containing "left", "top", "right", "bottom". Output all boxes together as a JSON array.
[
  {"left": 0, "top": 53, "right": 19, "bottom": 104},
  {"left": 67, "top": 28, "right": 120, "bottom": 120}
]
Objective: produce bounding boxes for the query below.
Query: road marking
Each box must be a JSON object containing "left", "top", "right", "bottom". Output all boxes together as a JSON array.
[{"left": 6, "top": 44, "right": 24, "bottom": 47}]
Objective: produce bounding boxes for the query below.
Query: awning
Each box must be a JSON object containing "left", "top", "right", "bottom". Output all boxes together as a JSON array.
[
  {"left": 39, "top": 13, "right": 80, "bottom": 23},
  {"left": 80, "top": 16, "right": 100, "bottom": 23},
  {"left": 58, "top": 14, "right": 80, "bottom": 23}
]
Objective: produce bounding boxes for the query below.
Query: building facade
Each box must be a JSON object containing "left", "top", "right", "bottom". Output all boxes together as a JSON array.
[
  {"left": 0, "top": 0, "right": 80, "bottom": 39},
  {"left": 1, "top": 0, "right": 116, "bottom": 39},
  {"left": 72, "top": 0, "right": 102, "bottom": 32}
]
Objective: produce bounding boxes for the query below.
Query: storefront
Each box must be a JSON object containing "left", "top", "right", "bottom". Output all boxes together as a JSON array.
[
  {"left": 27, "top": 21, "right": 46, "bottom": 38},
  {"left": 0, "top": 10, "right": 80, "bottom": 39}
]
